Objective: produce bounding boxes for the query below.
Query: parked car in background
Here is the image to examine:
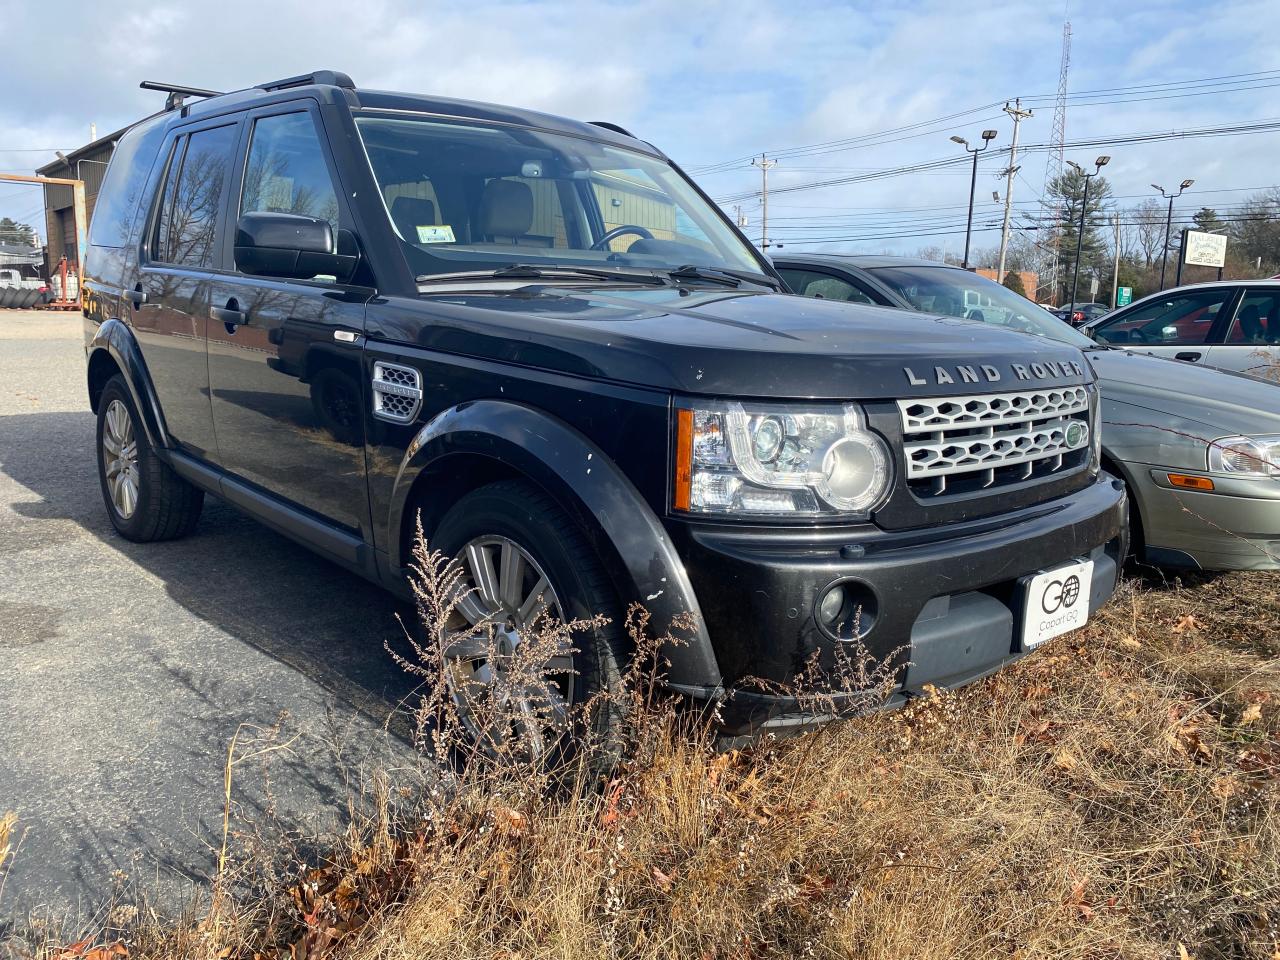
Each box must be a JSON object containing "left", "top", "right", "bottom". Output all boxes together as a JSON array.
[
  {"left": 1083, "top": 281, "right": 1280, "bottom": 381},
  {"left": 1054, "top": 302, "right": 1110, "bottom": 327},
  {"left": 774, "top": 254, "right": 1280, "bottom": 572}
]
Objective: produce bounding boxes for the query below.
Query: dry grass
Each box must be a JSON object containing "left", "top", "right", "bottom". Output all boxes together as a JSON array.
[{"left": 7, "top": 568, "right": 1279, "bottom": 960}]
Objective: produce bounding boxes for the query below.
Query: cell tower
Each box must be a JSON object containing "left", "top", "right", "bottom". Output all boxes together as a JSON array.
[{"left": 1042, "top": 18, "right": 1071, "bottom": 301}]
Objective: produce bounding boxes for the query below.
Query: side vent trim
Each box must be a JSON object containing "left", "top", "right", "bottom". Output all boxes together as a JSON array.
[{"left": 372, "top": 361, "right": 423, "bottom": 424}]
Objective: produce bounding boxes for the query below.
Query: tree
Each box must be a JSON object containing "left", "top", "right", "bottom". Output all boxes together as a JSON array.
[
  {"left": 1228, "top": 188, "right": 1280, "bottom": 275},
  {"left": 1192, "top": 206, "right": 1226, "bottom": 233},
  {"left": 0, "top": 217, "right": 36, "bottom": 247},
  {"left": 1046, "top": 166, "right": 1112, "bottom": 304},
  {"left": 1128, "top": 198, "right": 1166, "bottom": 268},
  {"left": 1002, "top": 270, "right": 1027, "bottom": 297}
]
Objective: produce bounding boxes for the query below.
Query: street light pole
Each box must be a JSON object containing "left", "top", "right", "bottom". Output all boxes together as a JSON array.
[
  {"left": 1067, "top": 156, "right": 1110, "bottom": 311},
  {"left": 1154, "top": 178, "right": 1194, "bottom": 291},
  {"left": 952, "top": 129, "right": 997, "bottom": 269}
]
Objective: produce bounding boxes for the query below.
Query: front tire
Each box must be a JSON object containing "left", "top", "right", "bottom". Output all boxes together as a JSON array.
[
  {"left": 96, "top": 375, "right": 204, "bottom": 542},
  {"left": 429, "top": 479, "right": 627, "bottom": 758}
]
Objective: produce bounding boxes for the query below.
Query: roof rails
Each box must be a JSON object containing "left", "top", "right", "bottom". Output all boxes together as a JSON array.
[
  {"left": 139, "top": 80, "right": 226, "bottom": 111},
  {"left": 257, "top": 70, "right": 355, "bottom": 92},
  {"left": 590, "top": 120, "right": 636, "bottom": 138}
]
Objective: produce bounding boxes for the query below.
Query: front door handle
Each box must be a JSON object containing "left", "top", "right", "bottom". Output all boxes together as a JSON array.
[
  {"left": 126, "top": 286, "right": 147, "bottom": 307},
  {"left": 1175, "top": 351, "right": 1202, "bottom": 362},
  {"left": 211, "top": 299, "right": 248, "bottom": 327}
]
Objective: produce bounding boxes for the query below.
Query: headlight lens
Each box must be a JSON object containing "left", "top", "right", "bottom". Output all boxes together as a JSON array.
[
  {"left": 676, "top": 402, "right": 891, "bottom": 517},
  {"left": 1208, "top": 435, "right": 1280, "bottom": 478}
]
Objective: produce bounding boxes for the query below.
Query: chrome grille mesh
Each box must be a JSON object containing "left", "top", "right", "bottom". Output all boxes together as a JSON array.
[
  {"left": 897, "top": 387, "right": 1090, "bottom": 495},
  {"left": 372, "top": 362, "right": 423, "bottom": 424}
]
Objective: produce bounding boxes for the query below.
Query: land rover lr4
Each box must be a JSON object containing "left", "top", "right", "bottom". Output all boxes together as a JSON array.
[{"left": 82, "top": 71, "right": 1126, "bottom": 736}]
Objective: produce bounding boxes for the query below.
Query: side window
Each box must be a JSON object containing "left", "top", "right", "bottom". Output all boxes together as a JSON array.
[
  {"left": 88, "top": 114, "right": 169, "bottom": 249},
  {"left": 1226, "top": 292, "right": 1280, "bottom": 345},
  {"left": 153, "top": 123, "right": 239, "bottom": 268},
  {"left": 239, "top": 112, "right": 340, "bottom": 234},
  {"left": 778, "top": 268, "right": 875, "bottom": 305},
  {"left": 1093, "top": 288, "right": 1232, "bottom": 346}
]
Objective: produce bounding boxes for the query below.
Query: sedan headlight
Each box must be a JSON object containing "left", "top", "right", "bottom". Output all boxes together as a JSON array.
[
  {"left": 674, "top": 401, "right": 891, "bottom": 517},
  {"left": 1208, "top": 435, "right": 1280, "bottom": 478}
]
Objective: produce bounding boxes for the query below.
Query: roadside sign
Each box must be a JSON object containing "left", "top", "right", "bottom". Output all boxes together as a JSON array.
[
  {"left": 1089, "top": 277, "right": 1099, "bottom": 297},
  {"left": 1116, "top": 286, "right": 1132, "bottom": 307},
  {"left": 1183, "top": 230, "right": 1227, "bottom": 268}
]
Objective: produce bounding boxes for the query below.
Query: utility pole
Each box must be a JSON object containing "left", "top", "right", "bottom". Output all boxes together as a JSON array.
[
  {"left": 996, "top": 99, "right": 1032, "bottom": 284},
  {"left": 1111, "top": 213, "right": 1121, "bottom": 308},
  {"left": 751, "top": 154, "right": 777, "bottom": 251}
]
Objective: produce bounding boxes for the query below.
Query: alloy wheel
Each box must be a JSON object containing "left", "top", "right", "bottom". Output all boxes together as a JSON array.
[
  {"left": 445, "top": 535, "right": 573, "bottom": 755},
  {"left": 102, "top": 399, "right": 140, "bottom": 519}
]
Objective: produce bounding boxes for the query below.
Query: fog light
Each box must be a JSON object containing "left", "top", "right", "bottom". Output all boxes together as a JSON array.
[
  {"left": 818, "top": 584, "right": 845, "bottom": 624},
  {"left": 815, "top": 579, "right": 878, "bottom": 640}
]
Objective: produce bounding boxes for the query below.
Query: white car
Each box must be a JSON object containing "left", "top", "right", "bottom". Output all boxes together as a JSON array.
[{"left": 1084, "top": 281, "right": 1280, "bottom": 381}]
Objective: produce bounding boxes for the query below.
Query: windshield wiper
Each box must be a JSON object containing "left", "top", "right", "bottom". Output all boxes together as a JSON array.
[
  {"left": 666, "top": 264, "right": 782, "bottom": 290},
  {"left": 416, "top": 264, "right": 670, "bottom": 286}
]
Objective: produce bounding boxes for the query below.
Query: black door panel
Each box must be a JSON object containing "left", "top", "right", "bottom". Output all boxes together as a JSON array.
[{"left": 206, "top": 276, "right": 372, "bottom": 532}]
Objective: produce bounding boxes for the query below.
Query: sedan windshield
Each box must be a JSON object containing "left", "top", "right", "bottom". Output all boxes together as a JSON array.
[
  {"left": 354, "top": 115, "right": 766, "bottom": 284},
  {"left": 868, "top": 265, "right": 1095, "bottom": 349}
]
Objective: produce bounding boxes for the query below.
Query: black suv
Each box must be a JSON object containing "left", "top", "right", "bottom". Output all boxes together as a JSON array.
[{"left": 82, "top": 71, "right": 1126, "bottom": 736}]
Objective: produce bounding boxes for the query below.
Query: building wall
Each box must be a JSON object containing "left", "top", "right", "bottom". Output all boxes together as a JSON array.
[
  {"left": 975, "top": 268, "right": 1039, "bottom": 299},
  {"left": 40, "top": 141, "right": 114, "bottom": 270}
]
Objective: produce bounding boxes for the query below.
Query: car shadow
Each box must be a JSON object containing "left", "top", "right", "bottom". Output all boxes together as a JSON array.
[{"left": 0, "top": 409, "right": 423, "bottom": 739}]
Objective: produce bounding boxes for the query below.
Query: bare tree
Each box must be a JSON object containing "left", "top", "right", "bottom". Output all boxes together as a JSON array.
[{"left": 1130, "top": 198, "right": 1165, "bottom": 268}]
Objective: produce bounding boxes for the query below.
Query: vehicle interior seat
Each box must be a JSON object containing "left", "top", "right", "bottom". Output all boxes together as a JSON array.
[
  {"left": 478, "top": 179, "right": 542, "bottom": 246},
  {"left": 390, "top": 196, "right": 437, "bottom": 243},
  {"left": 1237, "top": 304, "right": 1265, "bottom": 343}
]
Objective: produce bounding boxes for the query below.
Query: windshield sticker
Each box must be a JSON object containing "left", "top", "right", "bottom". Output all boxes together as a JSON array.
[{"left": 416, "top": 224, "right": 455, "bottom": 243}]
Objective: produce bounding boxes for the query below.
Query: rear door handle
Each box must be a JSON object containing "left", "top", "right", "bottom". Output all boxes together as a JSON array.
[
  {"left": 211, "top": 299, "right": 248, "bottom": 326},
  {"left": 1175, "top": 351, "right": 1202, "bottom": 362}
]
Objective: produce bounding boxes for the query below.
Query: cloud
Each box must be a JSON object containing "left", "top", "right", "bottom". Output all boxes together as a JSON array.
[{"left": 2, "top": 0, "right": 1279, "bottom": 257}]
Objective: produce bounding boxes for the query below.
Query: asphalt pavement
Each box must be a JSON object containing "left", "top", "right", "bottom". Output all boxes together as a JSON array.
[{"left": 0, "top": 310, "right": 419, "bottom": 923}]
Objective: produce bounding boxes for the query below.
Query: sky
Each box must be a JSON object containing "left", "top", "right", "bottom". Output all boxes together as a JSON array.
[{"left": 2, "top": 0, "right": 1279, "bottom": 257}]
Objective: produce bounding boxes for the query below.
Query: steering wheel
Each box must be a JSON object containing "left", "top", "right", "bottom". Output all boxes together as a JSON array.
[{"left": 590, "top": 224, "right": 654, "bottom": 251}]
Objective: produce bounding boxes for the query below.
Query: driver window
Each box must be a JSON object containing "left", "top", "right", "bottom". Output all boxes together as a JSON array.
[{"left": 1094, "top": 289, "right": 1231, "bottom": 346}]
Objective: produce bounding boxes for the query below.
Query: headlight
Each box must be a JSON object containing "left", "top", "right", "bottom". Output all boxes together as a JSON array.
[
  {"left": 674, "top": 401, "right": 891, "bottom": 517},
  {"left": 1208, "top": 435, "right": 1280, "bottom": 478}
]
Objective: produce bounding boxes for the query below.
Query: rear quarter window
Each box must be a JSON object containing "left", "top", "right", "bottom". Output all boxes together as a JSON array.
[{"left": 88, "top": 114, "right": 170, "bottom": 249}]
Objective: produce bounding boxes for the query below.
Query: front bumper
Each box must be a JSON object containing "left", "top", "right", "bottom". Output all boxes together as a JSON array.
[
  {"left": 1137, "top": 467, "right": 1280, "bottom": 571},
  {"left": 668, "top": 474, "right": 1127, "bottom": 734}
]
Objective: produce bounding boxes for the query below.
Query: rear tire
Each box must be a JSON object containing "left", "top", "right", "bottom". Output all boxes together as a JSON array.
[{"left": 96, "top": 375, "right": 204, "bottom": 542}]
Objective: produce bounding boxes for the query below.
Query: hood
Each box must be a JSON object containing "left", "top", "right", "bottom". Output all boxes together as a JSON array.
[
  {"left": 377, "top": 285, "right": 1093, "bottom": 399},
  {"left": 1088, "top": 347, "right": 1280, "bottom": 435}
]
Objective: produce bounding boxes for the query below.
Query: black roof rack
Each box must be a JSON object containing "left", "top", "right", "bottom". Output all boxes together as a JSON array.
[
  {"left": 257, "top": 70, "right": 355, "bottom": 92},
  {"left": 139, "top": 80, "right": 226, "bottom": 111},
  {"left": 590, "top": 120, "right": 635, "bottom": 138}
]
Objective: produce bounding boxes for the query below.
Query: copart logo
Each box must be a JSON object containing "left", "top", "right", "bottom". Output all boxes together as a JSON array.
[{"left": 1041, "top": 574, "right": 1082, "bottom": 615}]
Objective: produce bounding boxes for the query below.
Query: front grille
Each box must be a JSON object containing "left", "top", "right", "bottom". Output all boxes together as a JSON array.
[{"left": 898, "top": 387, "right": 1091, "bottom": 498}]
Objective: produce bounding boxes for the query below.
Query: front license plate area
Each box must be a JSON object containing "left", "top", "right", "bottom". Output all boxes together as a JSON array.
[{"left": 1020, "top": 559, "right": 1094, "bottom": 650}]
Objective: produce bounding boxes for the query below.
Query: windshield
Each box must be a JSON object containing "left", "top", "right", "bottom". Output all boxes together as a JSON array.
[
  {"left": 354, "top": 114, "right": 765, "bottom": 283},
  {"left": 867, "top": 265, "right": 1095, "bottom": 349}
]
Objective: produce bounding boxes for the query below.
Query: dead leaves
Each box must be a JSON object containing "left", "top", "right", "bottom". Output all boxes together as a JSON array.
[{"left": 52, "top": 942, "right": 127, "bottom": 960}]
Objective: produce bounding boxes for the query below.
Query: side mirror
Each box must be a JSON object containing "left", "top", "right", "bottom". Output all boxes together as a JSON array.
[{"left": 234, "top": 212, "right": 360, "bottom": 283}]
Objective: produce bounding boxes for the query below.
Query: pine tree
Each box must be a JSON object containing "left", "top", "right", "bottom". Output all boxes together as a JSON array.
[
  {"left": 0, "top": 218, "right": 37, "bottom": 247},
  {"left": 1047, "top": 167, "right": 1112, "bottom": 304},
  {"left": 1002, "top": 271, "right": 1027, "bottom": 297}
]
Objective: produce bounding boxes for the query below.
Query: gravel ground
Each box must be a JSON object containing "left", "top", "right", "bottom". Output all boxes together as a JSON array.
[{"left": 0, "top": 310, "right": 418, "bottom": 924}]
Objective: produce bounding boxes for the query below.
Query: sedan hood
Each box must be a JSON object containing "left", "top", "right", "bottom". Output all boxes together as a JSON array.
[
  {"left": 380, "top": 285, "right": 1093, "bottom": 399},
  {"left": 1088, "top": 348, "right": 1280, "bottom": 435}
]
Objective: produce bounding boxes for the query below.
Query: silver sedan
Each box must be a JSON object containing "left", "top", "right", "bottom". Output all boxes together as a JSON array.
[{"left": 773, "top": 254, "right": 1280, "bottom": 571}]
